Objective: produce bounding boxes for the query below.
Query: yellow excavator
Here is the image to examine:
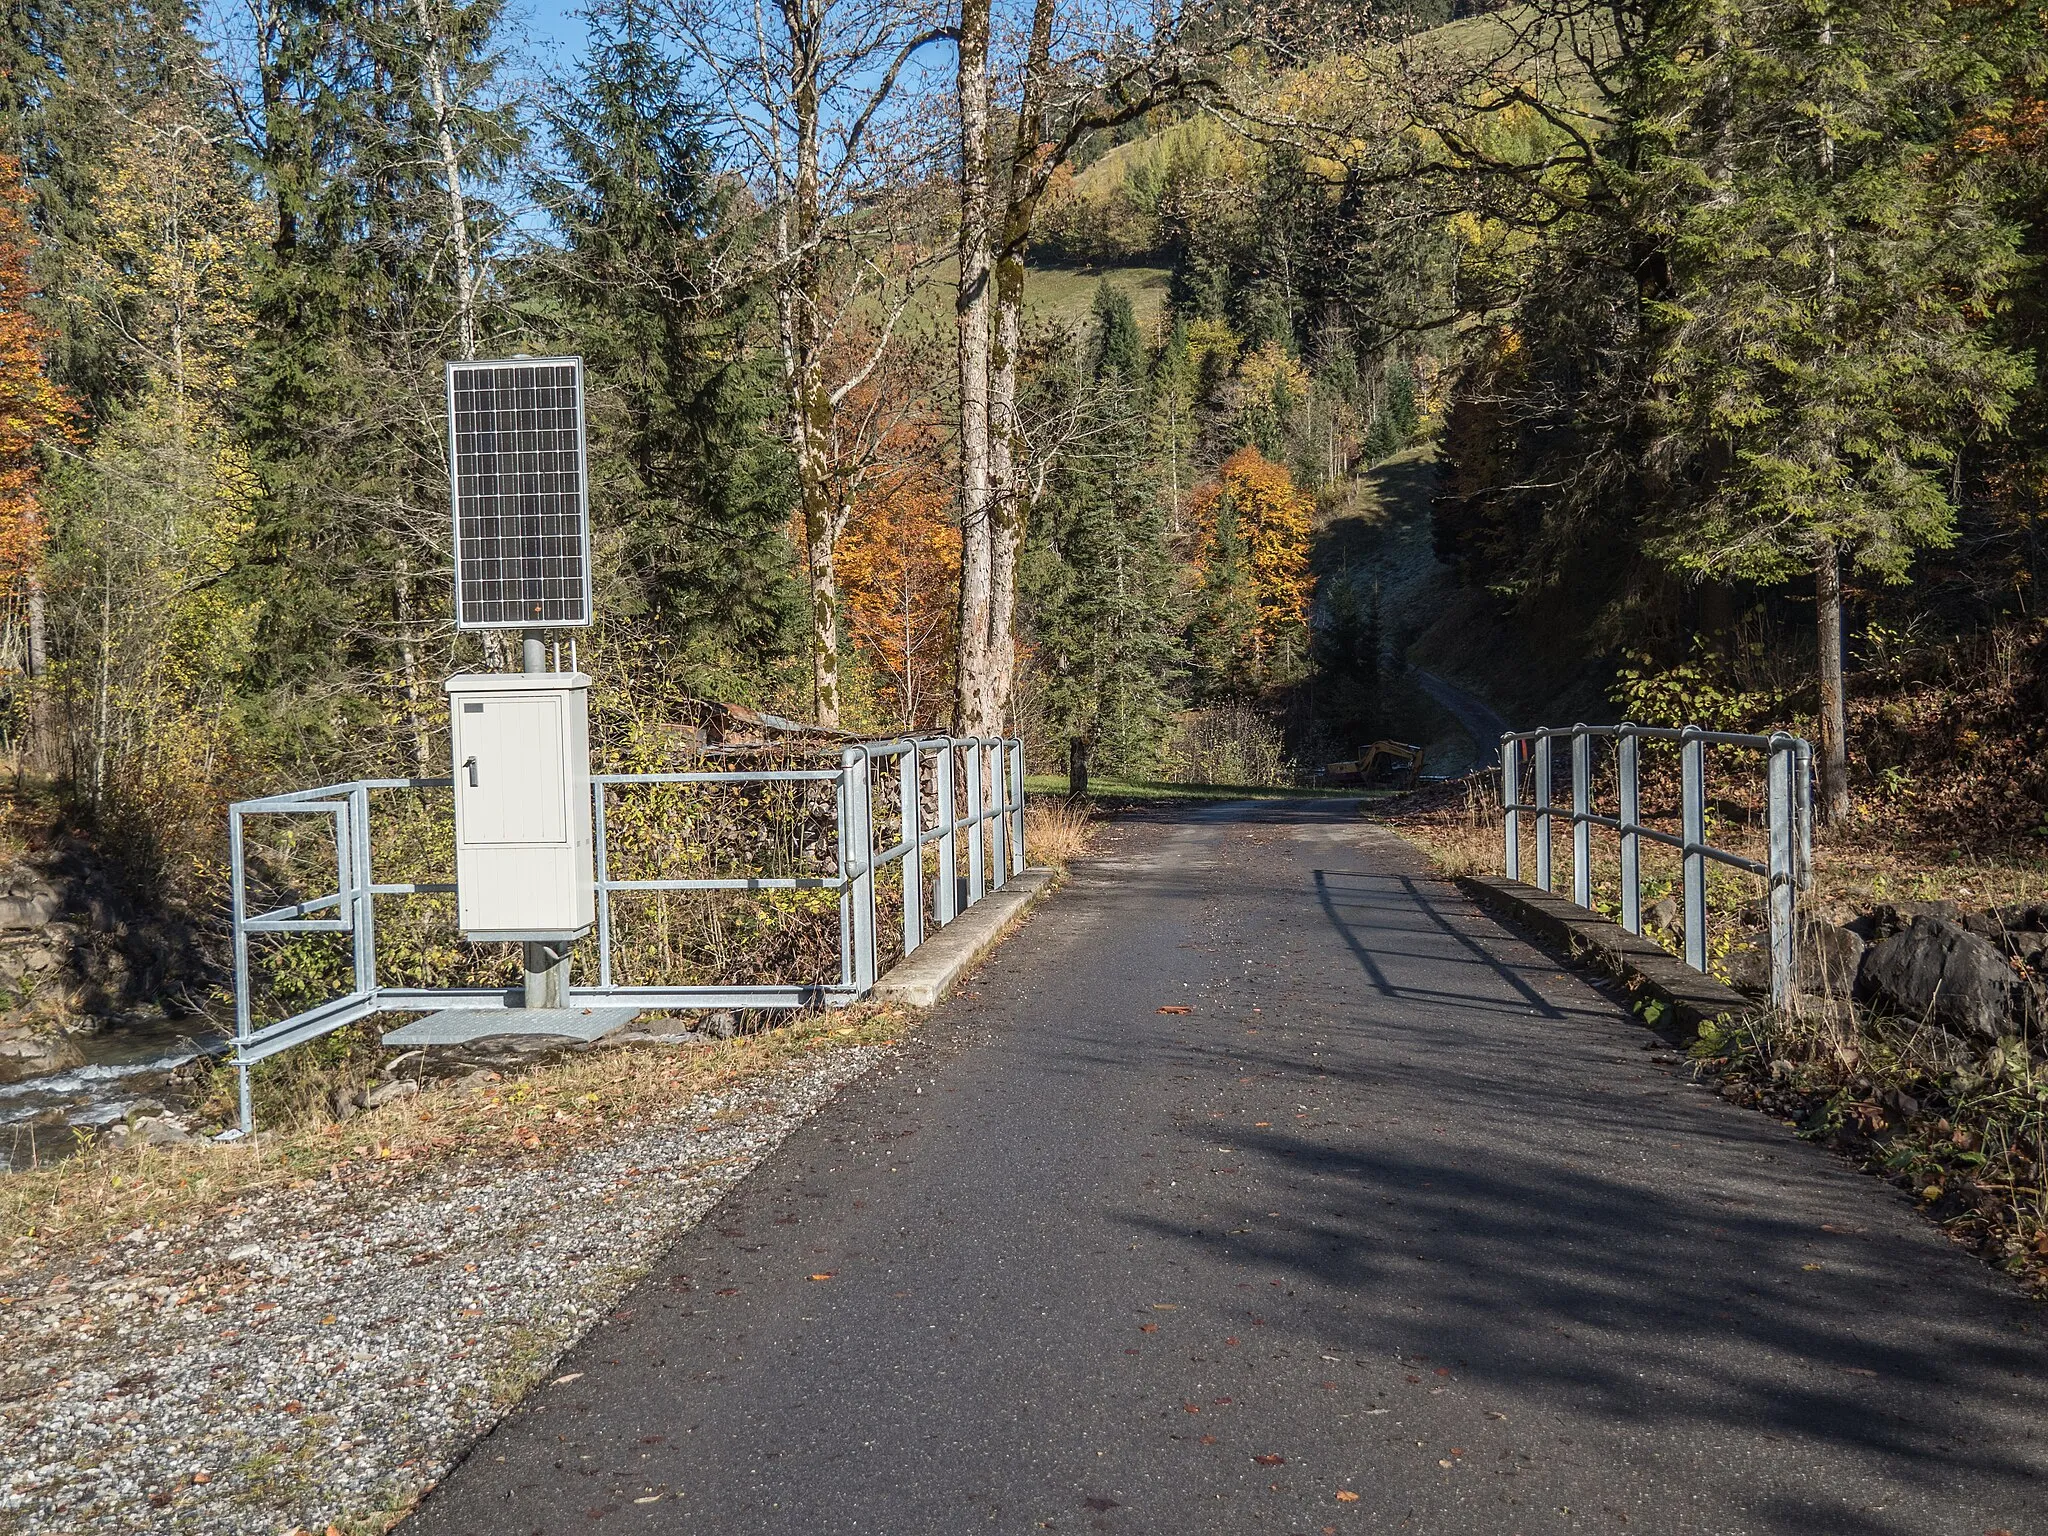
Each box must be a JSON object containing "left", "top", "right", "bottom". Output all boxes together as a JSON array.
[{"left": 1321, "top": 740, "right": 1425, "bottom": 789}]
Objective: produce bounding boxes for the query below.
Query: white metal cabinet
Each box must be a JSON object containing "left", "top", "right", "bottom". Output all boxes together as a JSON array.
[{"left": 445, "top": 672, "right": 595, "bottom": 940}]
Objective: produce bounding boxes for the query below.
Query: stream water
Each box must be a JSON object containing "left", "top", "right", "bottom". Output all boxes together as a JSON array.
[{"left": 0, "top": 1023, "right": 230, "bottom": 1170}]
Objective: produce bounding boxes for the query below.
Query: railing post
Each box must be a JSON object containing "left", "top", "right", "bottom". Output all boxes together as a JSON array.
[
  {"left": 1534, "top": 733, "right": 1554, "bottom": 892},
  {"left": 1681, "top": 728, "right": 1708, "bottom": 973},
  {"left": 1767, "top": 733, "right": 1798, "bottom": 1010},
  {"left": 1010, "top": 739, "right": 1026, "bottom": 870},
  {"left": 1570, "top": 726, "right": 1591, "bottom": 909},
  {"left": 901, "top": 746, "right": 922, "bottom": 955},
  {"left": 1794, "top": 737, "right": 1814, "bottom": 893},
  {"left": 1618, "top": 726, "right": 1642, "bottom": 935},
  {"left": 835, "top": 757, "right": 853, "bottom": 989},
  {"left": 594, "top": 781, "right": 613, "bottom": 989},
  {"left": 935, "top": 743, "right": 958, "bottom": 924},
  {"left": 966, "top": 738, "right": 986, "bottom": 904},
  {"left": 1502, "top": 735, "right": 1520, "bottom": 881},
  {"left": 843, "top": 747, "right": 878, "bottom": 992},
  {"left": 229, "top": 807, "right": 253, "bottom": 1138},
  {"left": 990, "top": 739, "right": 1009, "bottom": 890}
]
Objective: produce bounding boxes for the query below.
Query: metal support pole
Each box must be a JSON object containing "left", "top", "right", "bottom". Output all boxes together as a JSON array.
[
  {"left": 230, "top": 808, "right": 253, "bottom": 1138},
  {"left": 901, "top": 747, "right": 922, "bottom": 955},
  {"left": 1502, "top": 736, "right": 1519, "bottom": 882},
  {"left": 966, "top": 739, "right": 986, "bottom": 905},
  {"left": 519, "top": 627, "right": 571, "bottom": 1006},
  {"left": 1570, "top": 726, "right": 1592, "bottom": 909},
  {"left": 1534, "top": 734, "right": 1553, "bottom": 892},
  {"left": 836, "top": 758, "right": 852, "bottom": 988},
  {"left": 935, "top": 744, "right": 957, "bottom": 924},
  {"left": 1618, "top": 728, "right": 1642, "bottom": 935},
  {"left": 1681, "top": 729, "right": 1708, "bottom": 973},
  {"left": 845, "top": 748, "right": 877, "bottom": 990},
  {"left": 594, "top": 782, "right": 613, "bottom": 988},
  {"left": 1009, "top": 739, "right": 1026, "bottom": 871},
  {"left": 1766, "top": 734, "right": 1797, "bottom": 1010},
  {"left": 990, "top": 740, "right": 1009, "bottom": 890}
]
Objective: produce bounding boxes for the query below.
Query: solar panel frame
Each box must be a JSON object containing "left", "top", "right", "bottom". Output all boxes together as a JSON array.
[{"left": 446, "top": 356, "right": 595, "bottom": 631}]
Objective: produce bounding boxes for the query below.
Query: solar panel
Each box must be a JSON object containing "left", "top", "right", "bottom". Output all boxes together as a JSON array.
[{"left": 446, "top": 357, "right": 593, "bottom": 630}]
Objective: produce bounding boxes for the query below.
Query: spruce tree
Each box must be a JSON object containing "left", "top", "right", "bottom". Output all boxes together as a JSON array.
[
  {"left": 535, "top": 0, "right": 802, "bottom": 702},
  {"left": 1645, "top": 0, "right": 2027, "bottom": 818},
  {"left": 1023, "top": 322, "right": 1181, "bottom": 778}
]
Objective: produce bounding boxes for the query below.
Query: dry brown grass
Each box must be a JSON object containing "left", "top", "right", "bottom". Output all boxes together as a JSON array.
[
  {"left": 0, "top": 1006, "right": 908, "bottom": 1280},
  {"left": 1024, "top": 796, "right": 1095, "bottom": 867}
]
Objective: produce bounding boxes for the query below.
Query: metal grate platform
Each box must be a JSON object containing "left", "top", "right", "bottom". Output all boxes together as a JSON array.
[{"left": 381, "top": 1006, "right": 642, "bottom": 1047}]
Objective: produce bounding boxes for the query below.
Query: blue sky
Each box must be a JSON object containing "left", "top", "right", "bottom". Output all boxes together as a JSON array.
[{"left": 511, "top": 0, "right": 591, "bottom": 75}]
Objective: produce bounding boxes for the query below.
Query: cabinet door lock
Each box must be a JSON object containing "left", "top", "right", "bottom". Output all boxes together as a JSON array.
[{"left": 462, "top": 755, "right": 478, "bottom": 787}]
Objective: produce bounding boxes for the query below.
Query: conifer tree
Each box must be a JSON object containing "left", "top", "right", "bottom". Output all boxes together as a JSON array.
[
  {"left": 536, "top": 0, "right": 802, "bottom": 702},
  {"left": 1023, "top": 324, "right": 1181, "bottom": 776},
  {"left": 1645, "top": 0, "right": 2027, "bottom": 818}
]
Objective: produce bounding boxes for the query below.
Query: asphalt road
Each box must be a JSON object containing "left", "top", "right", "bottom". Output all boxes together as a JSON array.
[{"left": 405, "top": 801, "right": 2048, "bottom": 1535}]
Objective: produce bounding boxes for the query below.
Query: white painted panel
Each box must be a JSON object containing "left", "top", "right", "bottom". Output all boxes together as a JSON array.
[{"left": 457, "top": 694, "right": 566, "bottom": 845}]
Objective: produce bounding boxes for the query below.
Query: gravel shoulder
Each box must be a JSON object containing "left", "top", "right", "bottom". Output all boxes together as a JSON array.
[{"left": 0, "top": 1028, "right": 899, "bottom": 1535}]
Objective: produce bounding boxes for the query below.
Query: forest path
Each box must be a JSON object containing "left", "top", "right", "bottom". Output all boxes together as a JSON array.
[
  {"left": 1409, "top": 667, "right": 1511, "bottom": 766},
  {"left": 403, "top": 801, "right": 2048, "bottom": 1536}
]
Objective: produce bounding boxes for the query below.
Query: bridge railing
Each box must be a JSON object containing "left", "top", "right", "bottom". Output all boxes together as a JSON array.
[
  {"left": 1500, "top": 725, "right": 1813, "bottom": 1008},
  {"left": 228, "top": 737, "right": 1024, "bottom": 1132}
]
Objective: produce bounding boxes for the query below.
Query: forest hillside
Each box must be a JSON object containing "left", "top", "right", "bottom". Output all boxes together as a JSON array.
[{"left": 0, "top": 0, "right": 2043, "bottom": 1038}]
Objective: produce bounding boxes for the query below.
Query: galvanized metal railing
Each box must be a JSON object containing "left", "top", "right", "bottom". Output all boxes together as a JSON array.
[
  {"left": 1500, "top": 724, "right": 1813, "bottom": 1007},
  {"left": 228, "top": 736, "right": 1025, "bottom": 1130}
]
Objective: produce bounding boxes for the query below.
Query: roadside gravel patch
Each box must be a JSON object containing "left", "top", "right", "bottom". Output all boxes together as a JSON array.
[{"left": 0, "top": 1041, "right": 891, "bottom": 1535}]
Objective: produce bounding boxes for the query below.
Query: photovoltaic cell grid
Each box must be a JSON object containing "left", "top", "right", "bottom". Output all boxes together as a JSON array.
[{"left": 448, "top": 358, "right": 592, "bottom": 629}]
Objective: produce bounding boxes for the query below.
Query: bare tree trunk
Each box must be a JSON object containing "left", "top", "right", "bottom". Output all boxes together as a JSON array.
[
  {"left": 978, "top": 0, "right": 1057, "bottom": 737},
  {"left": 395, "top": 557, "right": 431, "bottom": 773},
  {"left": 413, "top": 0, "right": 477, "bottom": 359},
  {"left": 952, "top": 0, "right": 996, "bottom": 736},
  {"left": 23, "top": 508, "right": 52, "bottom": 775},
  {"left": 1814, "top": 539, "right": 1850, "bottom": 823}
]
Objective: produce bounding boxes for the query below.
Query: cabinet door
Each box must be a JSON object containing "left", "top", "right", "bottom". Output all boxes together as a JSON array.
[{"left": 456, "top": 694, "right": 567, "bottom": 844}]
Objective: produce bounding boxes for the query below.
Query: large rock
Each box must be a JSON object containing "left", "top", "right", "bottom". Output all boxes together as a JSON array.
[
  {"left": 1856, "top": 916, "right": 2020, "bottom": 1041},
  {"left": 1868, "top": 900, "right": 1960, "bottom": 942},
  {"left": 1718, "top": 919, "right": 1864, "bottom": 1001},
  {"left": 1800, "top": 920, "right": 1866, "bottom": 1000}
]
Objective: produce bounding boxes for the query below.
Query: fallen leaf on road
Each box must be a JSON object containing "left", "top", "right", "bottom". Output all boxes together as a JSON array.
[
  {"left": 1183, "top": 1403, "right": 1202, "bottom": 1413},
  {"left": 1336, "top": 1491, "right": 1360, "bottom": 1503},
  {"left": 808, "top": 1273, "right": 835, "bottom": 1282},
  {"left": 1255, "top": 1122, "right": 1272, "bottom": 1128},
  {"left": 1842, "top": 1367, "right": 1877, "bottom": 1377},
  {"left": 1199, "top": 1433, "right": 1217, "bottom": 1445},
  {"left": 1438, "top": 1458, "right": 1453, "bottom": 1468},
  {"left": 1158, "top": 1006, "right": 1192, "bottom": 1015},
  {"left": 1405, "top": 1375, "right": 1422, "bottom": 1384},
  {"left": 1801, "top": 1263, "right": 1822, "bottom": 1272},
  {"left": 715, "top": 1287, "right": 739, "bottom": 1296},
  {"left": 1214, "top": 1397, "right": 1232, "bottom": 1405},
  {"left": 553, "top": 1373, "right": 583, "bottom": 1385},
  {"left": 1152, "top": 1303, "right": 1179, "bottom": 1310},
  {"left": 1254, "top": 1454, "right": 1286, "bottom": 1466},
  {"left": 1485, "top": 1411, "right": 1507, "bottom": 1420},
  {"left": 1140, "top": 1323, "right": 1158, "bottom": 1333}
]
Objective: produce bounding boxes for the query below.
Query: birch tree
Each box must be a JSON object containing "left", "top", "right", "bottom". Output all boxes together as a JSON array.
[
  {"left": 952, "top": 0, "right": 1230, "bottom": 735},
  {"left": 661, "top": 0, "right": 951, "bottom": 728}
]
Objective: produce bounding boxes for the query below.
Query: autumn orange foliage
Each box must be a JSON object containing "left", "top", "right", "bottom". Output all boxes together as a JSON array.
[
  {"left": 838, "top": 423, "right": 959, "bottom": 730},
  {"left": 1190, "top": 446, "right": 1313, "bottom": 647},
  {"left": 0, "top": 155, "right": 76, "bottom": 585}
]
